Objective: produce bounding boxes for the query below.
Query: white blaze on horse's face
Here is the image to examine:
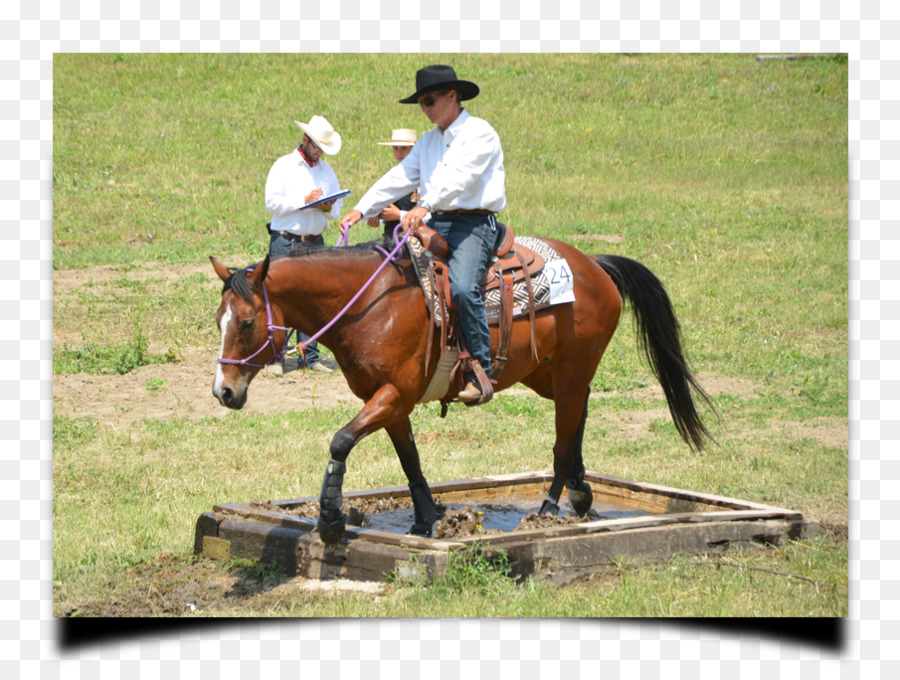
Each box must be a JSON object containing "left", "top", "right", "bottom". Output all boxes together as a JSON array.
[{"left": 213, "top": 301, "right": 234, "bottom": 400}]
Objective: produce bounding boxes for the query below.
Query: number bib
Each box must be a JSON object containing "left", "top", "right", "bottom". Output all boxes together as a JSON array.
[{"left": 544, "top": 258, "right": 576, "bottom": 305}]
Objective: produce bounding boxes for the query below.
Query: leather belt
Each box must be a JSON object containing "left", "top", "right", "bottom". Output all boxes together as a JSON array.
[
  {"left": 276, "top": 231, "right": 320, "bottom": 242},
  {"left": 434, "top": 209, "right": 495, "bottom": 216}
]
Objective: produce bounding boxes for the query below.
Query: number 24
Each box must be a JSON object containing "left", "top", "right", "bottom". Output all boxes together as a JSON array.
[{"left": 548, "top": 263, "right": 572, "bottom": 284}]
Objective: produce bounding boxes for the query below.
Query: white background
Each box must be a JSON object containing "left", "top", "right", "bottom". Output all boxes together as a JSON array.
[{"left": 3, "top": 1, "right": 891, "bottom": 677}]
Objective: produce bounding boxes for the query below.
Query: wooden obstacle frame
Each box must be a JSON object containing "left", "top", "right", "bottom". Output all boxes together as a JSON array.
[{"left": 194, "top": 470, "right": 818, "bottom": 585}]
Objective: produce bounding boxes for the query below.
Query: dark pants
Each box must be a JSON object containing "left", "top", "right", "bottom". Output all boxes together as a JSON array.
[
  {"left": 431, "top": 213, "right": 501, "bottom": 378},
  {"left": 267, "top": 230, "right": 324, "bottom": 367}
]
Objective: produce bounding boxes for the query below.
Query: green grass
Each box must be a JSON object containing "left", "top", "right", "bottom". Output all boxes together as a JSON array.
[
  {"left": 54, "top": 329, "right": 178, "bottom": 375},
  {"left": 52, "top": 385, "right": 847, "bottom": 617},
  {"left": 52, "top": 53, "right": 847, "bottom": 618}
]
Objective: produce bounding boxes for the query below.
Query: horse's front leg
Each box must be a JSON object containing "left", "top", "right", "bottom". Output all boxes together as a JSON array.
[
  {"left": 317, "top": 383, "right": 410, "bottom": 544},
  {"left": 317, "top": 455, "right": 349, "bottom": 544},
  {"left": 385, "top": 417, "right": 437, "bottom": 537}
]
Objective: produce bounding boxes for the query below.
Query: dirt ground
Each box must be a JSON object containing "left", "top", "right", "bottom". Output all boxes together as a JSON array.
[
  {"left": 52, "top": 345, "right": 846, "bottom": 451},
  {"left": 52, "top": 345, "right": 363, "bottom": 423},
  {"left": 51, "top": 261, "right": 847, "bottom": 452}
]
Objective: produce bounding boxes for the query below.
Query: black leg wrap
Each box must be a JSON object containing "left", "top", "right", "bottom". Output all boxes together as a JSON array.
[
  {"left": 567, "top": 458, "right": 586, "bottom": 487},
  {"left": 539, "top": 498, "right": 560, "bottom": 516},
  {"left": 565, "top": 459, "right": 592, "bottom": 515},
  {"left": 317, "top": 458, "right": 347, "bottom": 544},
  {"left": 408, "top": 477, "right": 437, "bottom": 537},
  {"left": 329, "top": 429, "right": 355, "bottom": 460}
]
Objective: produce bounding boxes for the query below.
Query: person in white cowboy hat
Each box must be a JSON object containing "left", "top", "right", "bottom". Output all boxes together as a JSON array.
[
  {"left": 365, "top": 128, "right": 421, "bottom": 240},
  {"left": 341, "top": 65, "right": 506, "bottom": 404},
  {"left": 264, "top": 114, "right": 346, "bottom": 374}
]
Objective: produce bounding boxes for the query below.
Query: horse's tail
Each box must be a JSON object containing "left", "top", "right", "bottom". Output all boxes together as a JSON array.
[{"left": 593, "top": 254, "right": 717, "bottom": 451}]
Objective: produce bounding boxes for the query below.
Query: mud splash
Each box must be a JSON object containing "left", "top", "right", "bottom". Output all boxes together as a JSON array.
[{"left": 250, "top": 495, "right": 649, "bottom": 539}]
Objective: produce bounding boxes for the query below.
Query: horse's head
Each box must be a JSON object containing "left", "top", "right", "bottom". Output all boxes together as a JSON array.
[{"left": 210, "top": 256, "right": 285, "bottom": 410}]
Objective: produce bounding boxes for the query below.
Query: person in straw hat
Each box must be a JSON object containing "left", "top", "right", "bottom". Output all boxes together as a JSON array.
[
  {"left": 264, "top": 114, "right": 346, "bottom": 374},
  {"left": 366, "top": 128, "right": 421, "bottom": 240},
  {"left": 341, "top": 65, "right": 506, "bottom": 404}
]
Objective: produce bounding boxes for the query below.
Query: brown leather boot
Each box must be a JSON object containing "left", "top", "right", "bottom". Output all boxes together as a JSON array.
[{"left": 457, "top": 379, "right": 482, "bottom": 402}]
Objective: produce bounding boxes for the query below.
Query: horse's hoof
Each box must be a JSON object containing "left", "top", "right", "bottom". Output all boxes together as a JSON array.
[
  {"left": 317, "top": 511, "right": 346, "bottom": 544},
  {"left": 567, "top": 482, "right": 594, "bottom": 516},
  {"left": 408, "top": 523, "right": 433, "bottom": 538},
  {"left": 538, "top": 499, "right": 560, "bottom": 517}
]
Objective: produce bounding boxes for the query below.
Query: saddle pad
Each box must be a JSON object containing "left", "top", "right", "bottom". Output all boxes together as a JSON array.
[{"left": 408, "top": 235, "right": 573, "bottom": 326}]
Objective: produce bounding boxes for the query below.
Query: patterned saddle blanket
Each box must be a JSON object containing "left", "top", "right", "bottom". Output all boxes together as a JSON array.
[{"left": 407, "top": 233, "right": 574, "bottom": 326}]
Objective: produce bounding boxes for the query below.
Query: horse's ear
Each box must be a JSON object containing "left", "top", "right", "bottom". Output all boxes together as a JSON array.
[
  {"left": 210, "top": 256, "right": 231, "bottom": 282},
  {"left": 247, "top": 255, "right": 270, "bottom": 287}
]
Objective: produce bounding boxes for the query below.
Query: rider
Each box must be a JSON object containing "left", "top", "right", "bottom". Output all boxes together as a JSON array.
[{"left": 341, "top": 65, "right": 506, "bottom": 403}]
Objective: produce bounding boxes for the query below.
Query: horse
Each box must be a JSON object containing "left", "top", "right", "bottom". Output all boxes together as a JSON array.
[{"left": 211, "top": 235, "right": 714, "bottom": 544}]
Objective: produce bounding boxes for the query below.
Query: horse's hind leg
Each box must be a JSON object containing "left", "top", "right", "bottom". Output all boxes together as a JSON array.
[
  {"left": 564, "top": 389, "right": 593, "bottom": 516},
  {"left": 538, "top": 381, "right": 594, "bottom": 517},
  {"left": 386, "top": 418, "right": 438, "bottom": 537}
]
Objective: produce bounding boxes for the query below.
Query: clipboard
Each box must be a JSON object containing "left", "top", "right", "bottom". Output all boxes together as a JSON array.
[{"left": 300, "top": 189, "right": 351, "bottom": 210}]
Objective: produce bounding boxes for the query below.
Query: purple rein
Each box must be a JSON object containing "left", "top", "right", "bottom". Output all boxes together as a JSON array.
[{"left": 217, "top": 223, "right": 410, "bottom": 369}]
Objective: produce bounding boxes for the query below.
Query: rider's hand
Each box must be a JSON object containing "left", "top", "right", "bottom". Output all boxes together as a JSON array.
[{"left": 401, "top": 206, "right": 428, "bottom": 233}]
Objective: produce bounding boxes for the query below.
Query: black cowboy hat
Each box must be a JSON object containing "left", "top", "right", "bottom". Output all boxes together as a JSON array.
[{"left": 399, "top": 64, "right": 480, "bottom": 104}]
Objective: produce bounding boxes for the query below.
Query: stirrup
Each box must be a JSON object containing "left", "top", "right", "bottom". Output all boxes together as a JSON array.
[{"left": 461, "top": 360, "right": 493, "bottom": 406}]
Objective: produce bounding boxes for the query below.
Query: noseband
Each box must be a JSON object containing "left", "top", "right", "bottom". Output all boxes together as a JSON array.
[{"left": 217, "top": 279, "right": 289, "bottom": 369}]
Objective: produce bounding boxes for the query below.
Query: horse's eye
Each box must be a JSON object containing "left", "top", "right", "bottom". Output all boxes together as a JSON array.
[{"left": 241, "top": 319, "right": 255, "bottom": 331}]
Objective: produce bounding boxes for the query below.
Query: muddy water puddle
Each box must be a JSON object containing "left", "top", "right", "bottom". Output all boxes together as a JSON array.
[
  {"left": 366, "top": 498, "right": 650, "bottom": 538},
  {"left": 252, "top": 490, "right": 652, "bottom": 539}
]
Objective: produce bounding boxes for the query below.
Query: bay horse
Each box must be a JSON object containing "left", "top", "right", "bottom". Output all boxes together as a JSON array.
[{"left": 211, "top": 236, "right": 713, "bottom": 543}]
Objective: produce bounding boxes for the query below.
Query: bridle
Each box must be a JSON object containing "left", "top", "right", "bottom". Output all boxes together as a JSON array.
[
  {"left": 217, "top": 224, "right": 411, "bottom": 370},
  {"left": 216, "top": 279, "right": 290, "bottom": 369}
]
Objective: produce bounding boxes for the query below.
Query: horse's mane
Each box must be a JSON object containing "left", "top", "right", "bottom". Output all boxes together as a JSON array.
[
  {"left": 222, "top": 267, "right": 257, "bottom": 301},
  {"left": 272, "top": 240, "right": 389, "bottom": 261},
  {"left": 224, "top": 238, "right": 407, "bottom": 301}
]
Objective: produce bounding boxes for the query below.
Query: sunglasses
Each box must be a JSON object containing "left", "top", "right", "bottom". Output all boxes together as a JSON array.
[
  {"left": 304, "top": 136, "right": 323, "bottom": 153},
  {"left": 418, "top": 91, "right": 449, "bottom": 107}
]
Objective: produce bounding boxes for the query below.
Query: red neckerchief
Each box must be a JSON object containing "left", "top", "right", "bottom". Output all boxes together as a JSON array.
[{"left": 298, "top": 145, "right": 318, "bottom": 167}]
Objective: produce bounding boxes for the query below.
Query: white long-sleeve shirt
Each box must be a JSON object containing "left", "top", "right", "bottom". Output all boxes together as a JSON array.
[
  {"left": 353, "top": 109, "right": 506, "bottom": 219},
  {"left": 265, "top": 149, "right": 343, "bottom": 235}
]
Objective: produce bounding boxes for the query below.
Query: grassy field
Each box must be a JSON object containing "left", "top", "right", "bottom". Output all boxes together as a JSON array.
[{"left": 52, "top": 53, "right": 848, "bottom": 618}]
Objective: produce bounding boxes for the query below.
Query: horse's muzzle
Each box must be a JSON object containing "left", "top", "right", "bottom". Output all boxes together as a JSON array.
[{"left": 213, "top": 384, "right": 247, "bottom": 410}]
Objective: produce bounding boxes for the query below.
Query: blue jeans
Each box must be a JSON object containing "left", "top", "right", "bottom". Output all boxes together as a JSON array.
[
  {"left": 431, "top": 214, "right": 501, "bottom": 378},
  {"left": 267, "top": 229, "right": 323, "bottom": 366}
]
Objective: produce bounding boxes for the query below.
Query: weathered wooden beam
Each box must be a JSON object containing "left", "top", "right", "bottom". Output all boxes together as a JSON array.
[{"left": 194, "top": 470, "right": 819, "bottom": 583}]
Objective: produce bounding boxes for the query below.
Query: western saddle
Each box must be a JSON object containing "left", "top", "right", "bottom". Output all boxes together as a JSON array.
[{"left": 410, "top": 222, "right": 544, "bottom": 408}]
